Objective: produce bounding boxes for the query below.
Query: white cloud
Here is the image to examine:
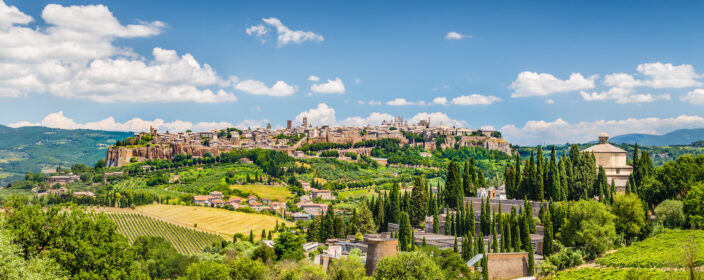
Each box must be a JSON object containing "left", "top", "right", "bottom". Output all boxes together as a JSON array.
[
  {"left": 680, "top": 88, "right": 704, "bottom": 105},
  {"left": 433, "top": 97, "right": 448, "bottom": 106},
  {"left": 480, "top": 125, "right": 496, "bottom": 131},
  {"left": 580, "top": 87, "right": 670, "bottom": 104},
  {"left": 249, "top": 17, "right": 323, "bottom": 46},
  {"left": 6, "top": 111, "right": 248, "bottom": 132},
  {"left": 445, "top": 31, "right": 470, "bottom": 40},
  {"left": 545, "top": 99, "right": 554, "bottom": 104},
  {"left": 386, "top": 98, "right": 426, "bottom": 106},
  {"left": 501, "top": 115, "right": 704, "bottom": 145},
  {"left": 341, "top": 112, "right": 395, "bottom": 127},
  {"left": 358, "top": 100, "right": 381, "bottom": 106},
  {"left": 604, "top": 63, "right": 702, "bottom": 89},
  {"left": 0, "top": 1, "right": 238, "bottom": 103},
  {"left": 409, "top": 112, "right": 467, "bottom": 128},
  {"left": 245, "top": 24, "right": 268, "bottom": 43},
  {"left": 310, "top": 78, "right": 345, "bottom": 94},
  {"left": 510, "top": 72, "right": 596, "bottom": 97},
  {"left": 308, "top": 75, "right": 320, "bottom": 82},
  {"left": 295, "top": 103, "right": 337, "bottom": 126},
  {"left": 450, "top": 94, "right": 501, "bottom": 105},
  {"left": 234, "top": 80, "right": 297, "bottom": 96}
]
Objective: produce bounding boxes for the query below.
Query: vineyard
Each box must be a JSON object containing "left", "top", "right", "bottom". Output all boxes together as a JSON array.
[
  {"left": 595, "top": 229, "right": 704, "bottom": 268},
  {"left": 104, "top": 212, "right": 223, "bottom": 255},
  {"left": 551, "top": 268, "right": 688, "bottom": 280}
]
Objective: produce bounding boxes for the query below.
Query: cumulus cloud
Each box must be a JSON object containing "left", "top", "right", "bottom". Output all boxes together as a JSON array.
[
  {"left": 295, "top": 103, "right": 337, "bottom": 126},
  {"left": 445, "top": 31, "right": 470, "bottom": 40},
  {"left": 341, "top": 112, "right": 395, "bottom": 127},
  {"left": 680, "top": 88, "right": 704, "bottom": 105},
  {"left": 451, "top": 94, "right": 501, "bottom": 105},
  {"left": 310, "top": 78, "right": 345, "bottom": 94},
  {"left": 409, "top": 112, "right": 467, "bottom": 128},
  {"left": 501, "top": 115, "right": 704, "bottom": 145},
  {"left": 511, "top": 72, "right": 596, "bottom": 97},
  {"left": 605, "top": 63, "right": 702, "bottom": 89},
  {"left": 234, "top": 80, "right": 297, "bottom": 96},
  {"left": 308, "top": 75, "right": 320, "bottom": 82},
  {"left": 0, "top": 1, "right": 237, "bottom": 102},
  {"left": 247, "top": 17, "right": 323, "bottom": 46},
  {"left": 433, "top": 97, "right": 448, "bottom": 106},
  {"left": 580, "top": 87, "right": 670, "bottom": 104},
  {"left": 5, "top": 111, "right": 264, "bottom": 132}
]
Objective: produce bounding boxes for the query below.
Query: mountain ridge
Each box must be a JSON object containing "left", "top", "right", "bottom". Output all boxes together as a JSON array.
[{"left": 609, "top": 128, "right": 704, "bottom": 146}]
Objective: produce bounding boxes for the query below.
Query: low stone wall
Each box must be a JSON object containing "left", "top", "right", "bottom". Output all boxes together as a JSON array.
[{"left": 487, "top": 252, "right": 529, "bottom": 280}]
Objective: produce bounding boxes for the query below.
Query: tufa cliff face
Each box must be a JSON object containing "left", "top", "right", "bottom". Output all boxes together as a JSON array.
[{"left": 106, "top": 144, "right": 222, "bottom": 167}]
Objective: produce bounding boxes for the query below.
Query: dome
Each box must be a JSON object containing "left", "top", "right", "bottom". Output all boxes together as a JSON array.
[{"left": 599, "top": 132, "right": 609, "bottom": 138}]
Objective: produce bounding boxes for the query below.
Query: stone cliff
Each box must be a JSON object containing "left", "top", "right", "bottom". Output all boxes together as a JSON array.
[{"left": 106, "top": 144, "right": 222, "bottom": 167}]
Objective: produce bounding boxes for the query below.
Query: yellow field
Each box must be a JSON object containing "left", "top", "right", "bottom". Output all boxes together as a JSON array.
[
  {"left": 133, "top": 204, "right": 291, "bottom": 237},
  {"left": 229, "top": 184, "right": 293, "bottom": 202}
]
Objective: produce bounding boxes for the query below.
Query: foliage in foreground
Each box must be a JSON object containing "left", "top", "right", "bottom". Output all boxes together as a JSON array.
[
  {"left": 595, "top": 229, "right": 704, "bottom": 268},
  {"left": 551, "top": 268, "right": 690, "bottom": 280}
]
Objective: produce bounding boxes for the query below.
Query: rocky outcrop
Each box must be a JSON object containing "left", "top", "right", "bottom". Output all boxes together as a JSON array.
[{"left": 106, "top": 144, "right": 223, "bottom": 167}]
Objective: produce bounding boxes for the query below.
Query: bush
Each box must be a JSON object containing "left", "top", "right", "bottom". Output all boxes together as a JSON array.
[
  {"left": 319, "top": 150, "right": 340, "bottom": 158},
  {"left": 373, "top": 252, "right": 443, "bottom": 280},
  {"left": 654, "top": 200, "right": 685, "bottom": 228},
  {"left": 562, "top": 200, "right": 617, "bottom": 259},
  {"left": 683, "top": 182, "right": 704, "bottom": 228}
]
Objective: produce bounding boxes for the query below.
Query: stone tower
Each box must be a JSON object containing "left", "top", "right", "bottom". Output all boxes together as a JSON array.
[
  {"left": 286, "top": 120, "right": 292, "bottom": 129},
  {"left": 365, "top": 238, "right": 398, "bottom": 276},
  {"left": 302, "top": 117, "right": 308, "bottom": 128}
]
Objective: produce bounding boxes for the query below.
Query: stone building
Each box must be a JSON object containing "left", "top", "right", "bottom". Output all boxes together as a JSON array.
[{"left": 582, "top": 133, "right": 633, "bottom": 191}]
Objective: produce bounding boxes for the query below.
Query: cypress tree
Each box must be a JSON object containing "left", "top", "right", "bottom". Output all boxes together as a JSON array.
[
  {"left": 389, "top": 183, "right": 400, "bottom": 223},
  {"left": 433, "top": 213, "right": 440, "bottom": 234},
  {"left": 350, "top": 208, "right": 358, "bottom": 235},
  {"left": 422, "top": 236, "right": 427, "bottom": 247},
  {"left": 512, "top": 209, "right": 521, "bottom": 252},
  {"left": 596, "top": 166, "right": 608, "bottom": 202},
  {"left": 444, "top": 161, "right": 464, "bottom": 209},
  {"left": 453, "top": 236, "right": 458, "bottom": 253},
  {"left": 409, "top": 177, "right": 428, "bottom": 227},
  {"left": 477, "top": 169, "right": 487, "bottom": 190},
  {"left": 503, "top": 218, "right": 512, "bottom": 252},
  {"left": 491, "top": 218, "right": 498, "bottom": 253},
  {"left": 482, "top": 251, "right": 489, "bottom": 280},
  {"left": 548, "top": 145, "right": 562, "bottom": 201},
  {"left": 249, "top": 230, "right": 254, "bottom": 243},
  {"left": 480, "top": 199, "right": 486, "bottom": 235},
  {"left": 610, "top": 179, "right": 616, "bottom": 204},
  {"left": 536, "top": 146, "right": 545, "bottom": 201},
  {"left": 514, "top": 155, "right": 522, "bottom": 197},
  {"left": 267, "top": 231, "right": 272, "bottom": 240},
  {"left": 398, "top": 212, "right": 412, "bottom": 251},
  {"left": 527, "top": 238, "right": 535, "bottom": 276},
  {"left": 463, "top": 160, "right": 473, "bottom": 196},
  {"left": 542, "top": 207, "right": 554, "bottom": 256}
]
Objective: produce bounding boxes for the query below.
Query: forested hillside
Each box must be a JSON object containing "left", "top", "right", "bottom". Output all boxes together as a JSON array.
[{"left": 0, "top": 125, "right": 131, "bottom": 185}]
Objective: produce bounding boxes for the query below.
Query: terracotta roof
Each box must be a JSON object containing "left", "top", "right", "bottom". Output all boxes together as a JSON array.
[
  {"left": 583, "top": 143, "right": 627, "bottom": 153},
  {"left": 193, "top": 195, "right": 211, "bottom": 201}
]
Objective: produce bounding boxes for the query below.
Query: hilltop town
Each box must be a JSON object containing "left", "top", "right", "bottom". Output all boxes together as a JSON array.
[{"left": 106, "top": 116, "right": 511, "bottom": 167}]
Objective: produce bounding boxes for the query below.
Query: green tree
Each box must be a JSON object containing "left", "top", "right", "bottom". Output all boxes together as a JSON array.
[
  {"left": 463, "top": 160, "right": 474, "bottom": 196},
  {"left": 542, "top": 208, "right": 554, "bottom": 256},
  {"left": 548, "top": 145, "right": 563, "bottom": 201},
  {"left": 611, "top": 194, "right": 646, "bottom": 244},
  {"left": 562, "top": 200, "right": 617, "bottom": 258},
  {"left": 398, "top": 212, "right": 413, "bottom": 251},
  {"left": 0, "top": 226, "right": 67, "bottom": 280},
  {"left": 389, "top": 183, "right": 401, "bottom": 223},
  {"left": 252, "top": 245, "right": 276, "bottom": 263},
  {"left": 274, "top": 231, "right": 304, "bottom": 261},
  {"left": 444, "top": 161, "right": 464, "bottom": 209},
  {"left": 184, "top": 261, "right": 229, "bottom": 280},
  {"left": 326, "top": 256, "right": 369, "bottom": 280},
  {"left": 357, "top": 204, "right": 378, "bottom": 234},
  {"left": 132, "top": 236, "right": 196, "bottom": 279},
  {"left": 409, "top": 177, "right": 428, "bottom": 227},
  {"left": 373, "top": 252, "right": 443, "bottom": 280},
  {"left": 229, "top": 257, "right": 267, "bottom": 280},
  {"left": 654, "top": 199, "right": 686, "bottom": 228},
  {"left": 683, "top": 182, "right": 704, "bottom": 228}
]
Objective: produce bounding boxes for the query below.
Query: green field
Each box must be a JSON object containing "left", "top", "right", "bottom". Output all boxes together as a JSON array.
[
  {"left": 104, "top": 212, "right": 223, "bottom": 255},
  {"left": 596, "top": 230, "right": 704, "bottom": 268},
  {"left": 337, "top": 188, "right": 378, "bottom": 201},
  {"left": 229, "top": 184, "right": 292, "bottom": 201},
  {"left": 551, "top": 268, "right": 688, "bottom": 280}
]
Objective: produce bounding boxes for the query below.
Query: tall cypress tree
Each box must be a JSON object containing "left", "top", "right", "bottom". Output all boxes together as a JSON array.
[
  {"left": 398, "top": 212, "right": 412, "bottom": 251},
  {"left": 444, "top": 161, "right": 464, "bottom": 209},
  {"left": 433, "top": 213, "right": 440, "bottom": 234},
  {"left": 482, "top": 252, "right": 489, "bottom": 280},
  {"left": 389, "top": 183, "right": 400, "bottom": 223},
  {"left": 463, "top": 160, "right": 473, "bottom": 196},
  {"left": 542, "top": 207, "right": 554, "bottom": 256},
  {"left": 453, "top": 236, "right": 458, "bottom": 253},
  {"left": 409, "top": 177, "right": 428, "bottom": 227},
  {"left": 548, "top": 145, "right": 562, "bottom": 202},
  {"left": 536, "top": 146, "right": 545, "bottom": 201},
  {"left": 596, "top": 166, "right": 608, "bottom": 202}
]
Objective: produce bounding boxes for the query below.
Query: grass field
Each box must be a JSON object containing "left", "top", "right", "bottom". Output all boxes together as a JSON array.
[
  {"left": 104, "top": 212, "right": 223, "bottom": 255},
  {"left": 338, "top": 188, "right": 378, "bottom": 201},
  {"left": 135, "top": 204, "right": 291, "bottom": 237},
  {"left": 229, "top": 184, "right": 292, "bottom": 202},
  {"left": 596, "top": 229, "right": 704, "bottom": 268}
]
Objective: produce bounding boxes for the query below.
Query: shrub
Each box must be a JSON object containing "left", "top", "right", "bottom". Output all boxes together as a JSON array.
[
  {"left": 683, "top": 182, "right": 704, "bottom": 228},
  {"left": 373, "top": 252, "right": 443, "bottom": 280},
  {"left": 654, "top": 200, "right": 685, "bottom": 228}
]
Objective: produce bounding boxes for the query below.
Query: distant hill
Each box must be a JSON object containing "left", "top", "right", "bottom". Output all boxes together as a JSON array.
[
  {"left": 609, "top": 128, "right": 704, "bottom": 146},
  {"left": 0, "top": 125, "right": 132, "bottom": 185}
]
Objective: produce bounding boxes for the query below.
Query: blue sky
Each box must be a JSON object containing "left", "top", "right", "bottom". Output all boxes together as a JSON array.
[{"left": 2, "top": 0, "right": 704, "bottom": 145}]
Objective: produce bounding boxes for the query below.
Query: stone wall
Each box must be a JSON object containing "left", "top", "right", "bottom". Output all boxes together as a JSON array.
[{"left": 487, "top": 252, "right": 530, "bottom": 280}]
